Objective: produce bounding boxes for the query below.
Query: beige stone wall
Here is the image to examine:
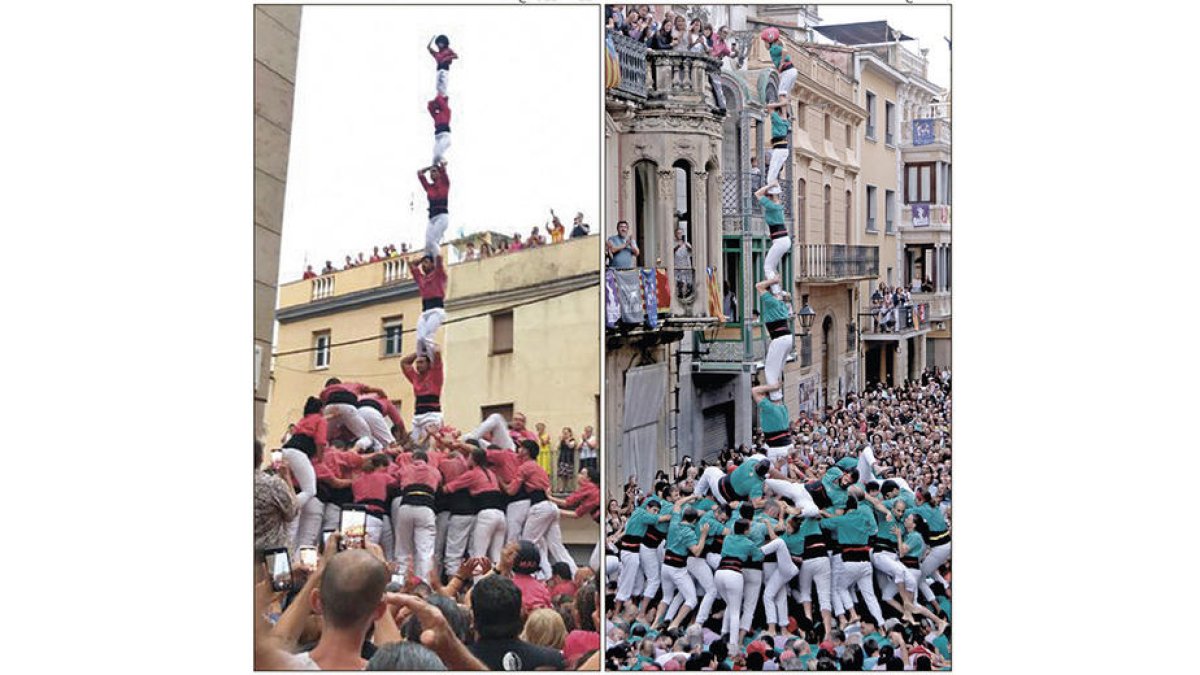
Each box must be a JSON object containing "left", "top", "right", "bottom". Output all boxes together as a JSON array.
[{"left": 255, "top": 5, "right": 301, "bottom": 440}]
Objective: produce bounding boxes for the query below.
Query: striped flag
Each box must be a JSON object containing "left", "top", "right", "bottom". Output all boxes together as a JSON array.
[
  {"left": 605, "top": 34, "right": 621, "bottom": 90},
  {"left": 707, "top": 267, "right": 725, "bottom": 323}
]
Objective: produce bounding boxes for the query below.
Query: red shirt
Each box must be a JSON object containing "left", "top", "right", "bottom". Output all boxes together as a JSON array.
[
  {"left": 442, "top": 466, "right": 499, "bottom": 495},
  {"left": 511, "top": 573, "right": 552, "bottom": 613},
  {"left": 510, "top": 427, "right": 538, "bottom": 446},
  {"left": 323, "top": 449, "right": 364, "bottom": 478},
  {"left": 549, "top": 580, "right": 579, "bottom": 599},
  {"left": 565, "top": 480, "right": 601, "bottom": 520},
  {"left": 428, "top": 95, "right": 451, "bottom": 126},
  {"left": 411, "top": 258, "right": 447, "bottom": 300},
  {"left": 358, "top": 393, "right": 403, "bottom": 427},
  {"left": 433, "top": 47, "right": 457, "bottom": 67},
  {"left": 352, "top": 471, "right": 397, "bottom": 504},
  {"left": 396, "top": 460, "right": 442, "bottom": 490},
  {"left": 509, "top": 458, "right": 551, "bottom": 494},
  {"left": 402, "top": 354, "right": 444, "bottom": 397},
  {"left": 319, "top": 381, "right": 367, "bottom": 404},
  {"left": 418, "top": 168, "right": 450, "bottom": 201},
  {"left": 438, "top": 454, "right": 467, "bottom": 487},
  {"left": 486, "top": 449, "right": 520, "bottom": 489},
  {"left": 302, "top": 270, "right": 317, "bottom": 279},
  {"left": 292, "top": 413, "right": 328, "bottom": 455}
]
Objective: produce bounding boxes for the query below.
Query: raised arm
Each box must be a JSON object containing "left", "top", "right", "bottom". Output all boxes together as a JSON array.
[
  {"left": 689, "top": 522, "right": 710, "bottom": 556},
  {"left": 754, "top": 180, "right": 777, "bottom": 199},
  {"left": 755, "top": 277, "right": 777, "bottom": 294},
  {"left": 752, "top": 381, "right": 782, "bottom": 404}
]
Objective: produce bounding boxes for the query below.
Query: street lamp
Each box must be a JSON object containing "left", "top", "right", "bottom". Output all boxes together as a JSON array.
[{"left": 797, "top": 302, "right": 816, "bottom": 334}]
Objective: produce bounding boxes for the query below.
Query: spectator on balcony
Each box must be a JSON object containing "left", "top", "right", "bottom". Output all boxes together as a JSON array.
[
  {"left": 356, "top": 252, "right": 367, "bottom": 266},
  {"left": 343, "top": 255, "right": 355, "bottom": 270},
  {"left": 911, "top": 276, "right": 923, "bottom": 293},
  {"left": 724, "top": 283, "right": 739, "bottom": 322},
  {"left": 623, "top": 10, "right": 644, "bottom": 41},
  {"left": 648, "top": 18, "right": 678, "bottom": 50},
  {"left": 479, "top": 241, "right": 494, "bottom": 259},
  {"left": 557, "top": 427, "right": 577, "bottom": 493},
  {"left": 579, "top": 426, "right": 599, "bottom": 478},
  {"left": 607, "top": 220, "right": 640, "bottom": 269},
  {"left": 571, "top": 212, "right": 591, "bottom": 238},
  {"left": 548, "top": 209, "right": 566, "bottom": 243},
  {"left": 369, "top": 246, "right": 382, "bottom": 263},
  {"left": 671, "top": 15, "right": 691, "bottom": 52},
  {"left": 922, "top": 277, "right": 935, "bottom": 293},
  {"left": 673, "top": 227, "right": 694, "bottom": 299},
  {"left": 686, "top": 18, "right": 706, "bottom": 52},
  {"left": 302, "top": 265, "right": 317, "bottom": 280},
  {"left": 321, "top": 260, "right": 335, "bottom": 275},
  {"left": 528, "top": 226, "right": 546, "bottom": 248},
  {"left": 463, "top": 240, "right": 478, "bottom": 261},
  {"left": 711, "top": 25, "right": 733, "bottom": 61},
  {"left": 510, "top": 233, "right": 525, "bottom": 252}
]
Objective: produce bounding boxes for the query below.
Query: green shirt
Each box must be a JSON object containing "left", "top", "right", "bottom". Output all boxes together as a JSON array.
[
  {"left": 798, "top": 517, "right": 823, "bottom": 539},
  {"left": 781, "top": 530, "right": 808, "bottom": 556},
  {"left": 884, "top": 490, "right": 917, "bottom": 511},
  {"left": 819, "top": 508, "right": 874, "bottom": 545},
  {"left": 757, "top": 397, "right": 790, "bottom": 434},
  {"left": 758, "top": 195, "right": 785, "bottom": 226},
  {"left": 863, "top": 631, "right": 892, "bottom": 651},
  {"left": 760, "top": 291, "right": 789, "bottom": 324},
  {"left": 720, "top": 533, "right": 764, "bottom": 562},
  {"left": 856, "top": 502, "right": 879, "bottom": 537},
  {"left": 770, "top": 110, "right": 791, "bottom": 139},
  {"left": 836, "top": 456, "right": 858, "bottom": 473},
  {"left": 822, "top": 467, "right": 849, "bottom": 511},
  {"left": 914, "top": 503, "right": 948, "bottom": 534},
  {"left": 665, "top": 516, "right": 700, "bottom": 557},
  {"left": 874, "top": 512, "right": 903, "bottom": 544},
  {"left": 930, "top": 634, "right": 951, "bottom": 660},
  {"left": 694, "top": 497, "right": 718, "bottom": 513},
  {"left": 624, "top": 508, "right": 659, "bottom": 538},
  {"left": 748, "top": 513, "right": 773, "bottom": 546},
  {"left": 902, "top": 531, "right": 925, "bottom": 558},
  {"left": 729, "top": 460, "right": 765, "bottom": 500},
  {"left": 769, "top": 42, "right": 783, "bottom": 69}
]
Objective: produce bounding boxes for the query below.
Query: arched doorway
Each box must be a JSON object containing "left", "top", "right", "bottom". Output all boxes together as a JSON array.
[{"left": 821, "top": 315, "right": 835, "bottom": 410}]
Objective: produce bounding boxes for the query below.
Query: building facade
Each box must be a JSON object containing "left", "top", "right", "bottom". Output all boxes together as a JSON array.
[
  {"left": 266, "top": 237, "right": 600, "bottom": 546},
  {"left": 254, "top": 5, "right": 302, "bottom": 439}
]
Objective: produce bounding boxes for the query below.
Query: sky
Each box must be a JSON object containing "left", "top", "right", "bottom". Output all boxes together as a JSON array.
[
  {"left": 279, "top": 4, "right": 600, "bottom": 282},
  {"left": 815, "top": 3, "right": 952, "bottom": 90}
]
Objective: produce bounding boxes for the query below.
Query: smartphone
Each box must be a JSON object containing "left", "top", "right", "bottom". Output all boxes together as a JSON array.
[
  {"left": 264, "top": 547, "right": 292, "bottom": 592},
  {"left": 339, "top": 505, "right": 368, "bottom": 550},
  {"left": 321, "top": 529, "right": 335, "bottom": 552},
  {"left": 299, "top": 545, "right": 318, "bottom": 568}
]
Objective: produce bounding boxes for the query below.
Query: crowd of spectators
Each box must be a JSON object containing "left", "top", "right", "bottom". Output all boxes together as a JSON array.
[
  {"left": 606, "top": 5, "right": 741, "bottom": 64},
  {"left": 868, "top": 282, "right": 934, "bottom": 334},
  {"left": 603, "top": 369, "right": 951, "bottom": 670}
]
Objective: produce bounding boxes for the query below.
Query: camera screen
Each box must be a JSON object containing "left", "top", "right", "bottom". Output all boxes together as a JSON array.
[
  {"left": 340, "top": 507, "right": 367, "bottom": 548},
  {"left": 265, "top": 548, "right": 291, "bottom": 591},
  {"left": 299, "top": 546, "right": 318, "bottom": 568}
]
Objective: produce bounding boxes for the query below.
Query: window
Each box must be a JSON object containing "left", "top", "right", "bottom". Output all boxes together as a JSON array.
[
  {"left": 797, "top": 102, "right": 806, "bottom": 130},
  {"left": 797, "top": 178, "right": 806, "bottom": 232},
  {"left": 845, "top": 189, "right": 853, "bottom": 243},
  {"left": 480, "top": 403, "right": 514, "bottom": 424},
  {"left": 824, "top": 114, "right": 831, "bottom": 140},
  {"left": 943, "top": 163, "right": 952, "bottom": 205},
  {"left": 845, "top": 123, "right": 852, "bottom": 150},
  {"left": 723, "top": 244, "right": 742, "bottom": 324},
  {"left": 382, "top": 317, "right": 403, "bottom": 357},
  {"left": 885, "top": 190, "right": 896, "bottom": 232},
  {"left": 490, "top": 311, "right": 513, "bottom": 355},
  {"left": 905, "top": 162, "right": 936, "bottom": 204},
  {"left": 865, "top": 91, "right": 876, "bottom": 140},
  {"left": 885, "top": 101, "right": 896, "bottom": 145},
  {"left": 865, "top": 185, "right": 877, "bottom": 232},
  {"left": 823, "top": 185, "right": 832, "bottom": 242},
  {"left": 313, "top": 331, "right": 331, "bottom": 370},
  {"left": 800, "top": 333, "right": 813, "bottom": 368},
  {"left": 887, "top": 266, "right": 894, "bottom": 287}
]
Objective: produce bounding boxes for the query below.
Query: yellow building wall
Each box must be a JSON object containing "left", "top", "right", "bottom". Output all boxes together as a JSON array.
[{"left": 859, "top": 65, "right": 901, "bottom": 292}]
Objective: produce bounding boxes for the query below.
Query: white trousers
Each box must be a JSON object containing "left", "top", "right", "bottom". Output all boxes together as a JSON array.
[
  {"left": 322, "top": 502, "right": 342, "bottom": 533},
  {"left": 506, "top": 499, "right": 531, "bottom": 544},
  {"left": 470, "top": 508, "right": 506, "bottom": 563},
  {"left": 660, "top": 563, "right": 697, "bottom": 617},
  {"left": 410, "top": 411, "right": 444, "bottom": 447},
  {"left": 767, "top": 146, "right": 789, "bottom": 185},
  {"left": 840, "top": 559, "right": 886, "bottom": 625},
  {"left": 436, "top": 69, "right": 448, "bottom": 97},
  {"left": 467, "top": 414, "right": 515, "bottom": 450},
  {"left": 416, "top": 308, "right": 446, "bottom": 359},
  {"left": 714, "top": 569, "right": 745, "bottom": 647},
  {"left": 392, "top": 503, "right": 436, "bottom": 580},
  {"left": 590, "top": 541, "right": 601, "bottom": 571},
  {"left": 694, "top": 466, "right": 728, "bottom": 504},
  {"left": 365, "top": 514, "right": 385, "bottom": 548},
  {"left": 831, "top": 554, "right": 850, "bottom": 615},
  {"left": 325, "top": 404, "right": 374, "bottom": 451},
  {"left": 764, "top": 235, "right": 792, "bottom": 296},
  {"left": 919, "top": 541, "right": 951, "bottom": 602},
  {"left": 740, "top": 567, "right": 763, "bottom": 632},
  {"left": 764, "top": 478, "right": 817, "bottom": 514},
  {"left": 778, "top": 67, "right": 798, "bottom": 96},
  {"left": 606, "top": 554, "right": 621, "bottom": 580},
  {"left": 443, "top": 514, "right": 475, "bottom": 578},
  {"left": 798, "top": 556, "right": 832, "bottom": 612},
  {"left": 765, "top": 333, "right": 792, "bottom": 390},
  {"left": 766, "top": 443, "right": 793, "bottom": 468},
  {"left": 616, "top": 549, "right": 642, "bottom": 602},
  {"left": 358, "top": 406, "right": 393, "bottom": 450},
  {"left": 434, "top": 510, "right": 449, "bottom": 570},
  {"left": 287, "top": 495, "right": 324, "bottom": 554},
  {"left": 523, "top": 500, "right": 576, "bottom": 577},
  {"left": 688, "top": 556, "right": 719, "bottom": 624},
  {"left": 426, "top": 213, "right": 450, "bottom": 258},
  {"left": 872, "top": 550, "right": 908, "bottom": 600},
  {"left": 761, "top": 539, "right": 799, "bottom": 626},
  {"left": 432, "top": 131, "right": 451, "bottom": 165},
  {"left": 639, "top": 544, "right": 663, "bottom": 600}
]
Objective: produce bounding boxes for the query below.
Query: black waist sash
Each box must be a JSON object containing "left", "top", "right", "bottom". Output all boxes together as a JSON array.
[
  {"left": 356, "top": 399, "right": 382, "bottom": 412},
  {"left": 434, "top": 123, "right": 450, "bottom": 134},
  {"left": 474, "top": 490, "right": 505, "bottom": 512},
  {"left": 400, "top": 483, "right": 436, "bottom": 509},
  {"left": 718, "top": 556, "right": 744, "bottom": 573},
  {"left": 415, "top": 394, "right": 441, "bottom": 414},
  {"left": 764, "top": 429, "right": 791, "bottom": 447},
  {"left": 664, "top": 550, "right": 687, "bottom": 568},
  {"left": 766, "top": 319, "right": 790, "bottom": 338},
  {"left": 447, "top": 488, "right": 474, "bottom": 515},
  {"left": 643, "top": 527, "right": 666, "bottom": 548},
  {"left": 327, "top": 390, "right": 358, "bottom": 405},
  {"left": 422, "top": 297, "right": 445, "bottom": 311},
  {"left": 618, "top": 534, "right": 643, "bottom": 553}
]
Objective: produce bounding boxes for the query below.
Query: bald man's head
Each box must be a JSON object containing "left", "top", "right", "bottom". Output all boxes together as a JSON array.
[{"left": 317, "top": 550, "right": 389, "bottom": 630}]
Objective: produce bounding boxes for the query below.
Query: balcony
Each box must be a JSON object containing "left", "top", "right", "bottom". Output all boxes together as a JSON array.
[
  {"left": 607, "top": 30, "right": 647, "bottom": 100},
  {"left": 902, "top": 117, "right": 951, "bottom": 148},
  {"left": 605, "top": 266, "right": 716, "bottom": 348},
  {"left": 721, "top": 170, "right": 792, "bottom": 235},
  {"left": 858, "top": 302, "right": 931, "bottom": 338},
  {"left": 911, "top": 291, "right": 950, "bottom": 320},
  {"left": 899, "top": 203, "right": 950, "bottom": 238},
  {"left": 645, "top": 50, "right": 724, "bottom": 112},
  {"left": 796, "top": 244, "right": 879, "bottom": 282},
  {"left": 697, "top": 333, "right": 767, "bottom": 365}
]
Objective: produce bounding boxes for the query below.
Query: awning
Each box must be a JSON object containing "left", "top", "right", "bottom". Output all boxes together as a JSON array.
[{"left": 814, "top": 21, "right": 913, "bottom": 45}]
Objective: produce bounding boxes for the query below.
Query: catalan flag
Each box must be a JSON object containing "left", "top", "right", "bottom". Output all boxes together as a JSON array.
[{"left": 707, "top": 267, "right": 725, "bottom": 323}]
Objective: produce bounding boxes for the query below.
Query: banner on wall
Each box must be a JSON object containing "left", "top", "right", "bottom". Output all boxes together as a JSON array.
[
  {"left": 911, "top": 203, "right": 930, "bottom": 227},
  {"left": 913, "top": 118, "right": 935, "bottom": 145}
]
